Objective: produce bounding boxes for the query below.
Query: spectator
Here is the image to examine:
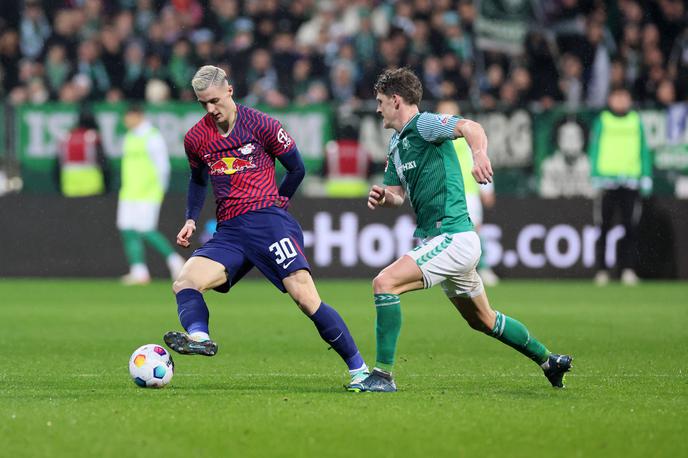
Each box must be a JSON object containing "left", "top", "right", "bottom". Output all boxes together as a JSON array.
[
  {"left": 44, "top": 44, "right": 72, "bottom": 99},
  {"left": 656, "top": 78, "right": 677, "bottom": 107},
  {"left": 525, "top": 31, "right": 561, "bottom": 106},
  {"left": 122, "top": 41, "right": 147, "bottom": 99},
  {"left": 19, "top": 0, "right": 51, "bottom": 60},
  {"left": 0, "top": 28, "right": 21, "bottom": 97},
  {"left": 559, "top": 53, "right": 585, "bottom": 109},
  {"left": 421, "top": 55, "right": 444, "bottom": 100},
  {"left": 168, "top": 38, "right": 195, "bottom": 99},
  {"left": 76, "top": 39, "right": 111, "bottom": 99},
  {"left": 0, "top": 0, "right": 683, "bottom": 110},
  {"left": 81, "top": 0, "right": 104, "bottom": 39},
  {"left": 584, "top": 20, "right": 612, "bottom": 108},
  {"left": 100, "top": 26, "right": 125, "bottom": 89},
  {"left": 134, "top": 0, "right": 157, "bottom": 35}
]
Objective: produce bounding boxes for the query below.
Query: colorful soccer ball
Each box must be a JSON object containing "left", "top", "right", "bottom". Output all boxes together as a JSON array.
[{"left": 128, "top": 344, "right": 174, "bottom": 388}]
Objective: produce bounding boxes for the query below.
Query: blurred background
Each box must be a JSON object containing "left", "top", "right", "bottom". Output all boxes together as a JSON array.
[{"left": 1, "top": 0, "right": 687, "bottom": 280}]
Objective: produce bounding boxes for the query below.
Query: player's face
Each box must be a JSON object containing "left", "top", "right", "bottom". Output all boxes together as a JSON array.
[
  {"left": 196, "top": 84, "right": 234, "bottom": 123},
  {"left": 376, "top": 92, "right": 399, "bottom": 129},
  {"left": 124, "top": 111, "right": 143, "bottom": 130}
]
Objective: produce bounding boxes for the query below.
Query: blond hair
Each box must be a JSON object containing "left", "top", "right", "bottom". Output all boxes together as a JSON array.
[{"left": 191, "top": 65, "right": 227, "bottom": 92}]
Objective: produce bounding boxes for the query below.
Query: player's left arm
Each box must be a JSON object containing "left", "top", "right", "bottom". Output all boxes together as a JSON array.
[
  {"left": 454, "top": 119, "right": 493, "bottom": 185},
  {"left": 275, "top": 148, "right": 306, "bottom": 199},
  {"left": 261, "top": 115, "right": 305, "bottom": 198},
  {"left": 417, "top": 112, "right": 492, "bottom": 184}
]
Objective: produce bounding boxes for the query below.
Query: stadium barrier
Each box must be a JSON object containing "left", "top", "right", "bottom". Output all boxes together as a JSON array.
[
  {"left": 3, "top": 195, "right": 686, "bottom": 279},
  {"left": 11, "top": 102, "right": 688, "bottom": 197}
]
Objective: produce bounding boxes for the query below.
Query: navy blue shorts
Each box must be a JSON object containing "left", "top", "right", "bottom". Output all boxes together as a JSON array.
[{"left": 192, "top": 206, "right": 310, "bottom": 293}]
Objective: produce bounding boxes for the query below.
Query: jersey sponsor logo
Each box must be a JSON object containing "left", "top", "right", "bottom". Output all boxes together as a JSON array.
[
  {"left": 277, "top": 128, "right": 293, "bottom": 149},
  {"left": 436, "top": 114, "right": 451, "bottom": 125},
  {"left": 209, "top": 157, "right": 257, "bottom": 175},
  {"left": 238, "top": 143, "right": 255, "bottom": 155},
  {"left": 401, "top": 160, "right": 416, "bottom": 171}
]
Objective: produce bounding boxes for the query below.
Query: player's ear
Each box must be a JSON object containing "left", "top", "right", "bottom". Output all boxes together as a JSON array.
[{"left": 227, "top": 85, "right": 234, "bottom": 97}]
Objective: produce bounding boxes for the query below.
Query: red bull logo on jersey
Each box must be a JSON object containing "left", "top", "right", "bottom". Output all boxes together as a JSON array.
[{"left": 209, "top": 157, "right": 257, "bottom": 175}]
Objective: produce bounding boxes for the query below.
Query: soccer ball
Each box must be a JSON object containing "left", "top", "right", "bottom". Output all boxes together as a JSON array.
[{"left": 128, "top": 344, "right": 174, "bottom": 388}]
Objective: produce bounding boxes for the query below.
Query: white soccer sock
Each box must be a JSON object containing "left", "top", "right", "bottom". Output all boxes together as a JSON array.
[
  {"left": 189, "top": 331, "right": 210, "bottom": 342},
  {"left": 130, "top": 263, "right": 150, "bottom": 278},
  {"left": 349, "top": 363, "right": 369, "bottom": 375}
]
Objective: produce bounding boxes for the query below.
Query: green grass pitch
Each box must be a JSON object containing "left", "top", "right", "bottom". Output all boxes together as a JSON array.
[{"left": 1, "top": 279, "right": 686, "bottom": 457}]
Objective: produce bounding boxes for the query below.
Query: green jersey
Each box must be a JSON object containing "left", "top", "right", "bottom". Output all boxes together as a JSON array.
[{"left": 383, "top": 112, "right": 474, "bottom": 238}]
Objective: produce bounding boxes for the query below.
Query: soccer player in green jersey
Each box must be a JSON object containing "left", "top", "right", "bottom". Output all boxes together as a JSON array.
[{"left": 353, "top": 68, "right": 572, "bottom": 392}]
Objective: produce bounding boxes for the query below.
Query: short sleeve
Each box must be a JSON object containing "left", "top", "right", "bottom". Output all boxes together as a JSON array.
[
  {"left": 183, "top": 132, "right": 202, "bottom": 169},
  {"left": 416, "top": 112, "right": 461, "bottom": 143},
  {"left": 260, "top": 114, "right": 297, "bottom": 157},
  {"left": 383, "top": 155, "right": 401, "bottom": 186}
]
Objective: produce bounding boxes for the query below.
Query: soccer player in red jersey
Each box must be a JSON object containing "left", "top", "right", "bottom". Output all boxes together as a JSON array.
[{"left": 163, "top": 66, "right": 369, "bottom": 390}]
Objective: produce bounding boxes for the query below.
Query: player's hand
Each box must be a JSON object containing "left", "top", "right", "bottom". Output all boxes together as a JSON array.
[
  {"left": 176, "top": 220, "right": 196, "bottom": 248},
  {"left": 472, "top": 152, "right": 493, "bottom": 185},
  {"left": 368, "top": 185, "right": 386, "bottom": 210}
]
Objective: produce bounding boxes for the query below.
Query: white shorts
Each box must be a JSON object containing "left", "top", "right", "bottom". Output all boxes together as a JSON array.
[
  {"left": 406, "top": 231, "right": 484, "bottom": 298},
  {"left": 466, "top": 194, "right": 483, "bottom": 226},
  {"left": 117, "top": 201, "right": 161, "bottom": 232}
]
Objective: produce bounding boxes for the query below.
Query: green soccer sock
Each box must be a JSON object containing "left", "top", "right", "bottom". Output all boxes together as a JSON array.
[
  {"left": 142, "top": 230, "right": 175, "bottom": 258},
  {"left": 374, "top": 293, "right": 402, "bottom": 373},
  {"left": 491, "top": 311, "right": 550, "bottom": 365},
  {"left": 121, "top": 230, "right": 145, "bottom": 266}
]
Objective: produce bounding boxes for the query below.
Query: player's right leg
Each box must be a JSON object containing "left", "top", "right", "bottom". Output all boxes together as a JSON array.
[
  {"left": 164, "top": 256, "right": 227, "bottom": 356},
  {"left": 355, "top": 254, "right": 425, "bottom": 392},
  {"left": 117, "top": 201, "right": 151, "bottom": 285}
]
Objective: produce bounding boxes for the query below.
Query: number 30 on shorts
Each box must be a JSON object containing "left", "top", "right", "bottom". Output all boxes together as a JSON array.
[{"left": 269, "top": 238, "right": 297, "bottom": 265}]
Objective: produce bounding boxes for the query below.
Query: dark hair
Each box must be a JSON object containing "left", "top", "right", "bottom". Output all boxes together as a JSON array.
[
  {"left": 609, "top": 85, "right": 630, "bottom": 96},
  {"left": 77, "top": 110, "right": 98, "bottom": 130},
  {"left": 126, "top": 102, "right": 145, "bottom": 114},
  {"left": 374, "top": 67, "right": 423, "bottom": 105}
]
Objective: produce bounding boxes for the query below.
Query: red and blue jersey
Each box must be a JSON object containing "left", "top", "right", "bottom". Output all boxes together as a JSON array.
[{"left": 183, "top": 104, "right": 296, "bottom": 222}]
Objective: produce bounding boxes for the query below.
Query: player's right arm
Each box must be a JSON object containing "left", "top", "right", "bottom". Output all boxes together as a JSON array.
[
  {"left": 368, "top": 184, "right": 405, "bottom": 210},
  {"left": 178, "top": 131, "right": 209, "bottom": 248},
  {"left": 369, "top": 140, "right": 406, "bottom": 210}
]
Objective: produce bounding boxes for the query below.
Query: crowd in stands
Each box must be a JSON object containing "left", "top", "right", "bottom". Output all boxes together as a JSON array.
[{"left": 0, "top": 0, "right": 686, "bottom": 110}]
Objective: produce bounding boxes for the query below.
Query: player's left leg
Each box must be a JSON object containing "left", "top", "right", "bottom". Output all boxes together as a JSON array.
[
  {"left": 449, "top": 290, "right": 572, "bottom": 388},
  {"left": 282, "top": 270, "right": 369, "bottom": 390}
]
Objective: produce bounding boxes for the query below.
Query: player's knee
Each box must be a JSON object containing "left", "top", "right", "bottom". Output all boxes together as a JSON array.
[
  {"left": 372, "top": 272, "right": 395, "bottom": 294},
  {"left": 172, "top": 276, "right": 202, "bottom": 294},
  {"left": 466, "top": 310, "right": 495, "bottom": 334},
  {"left": 467, "top": 316, "right": 491, "bottom": 333}
]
